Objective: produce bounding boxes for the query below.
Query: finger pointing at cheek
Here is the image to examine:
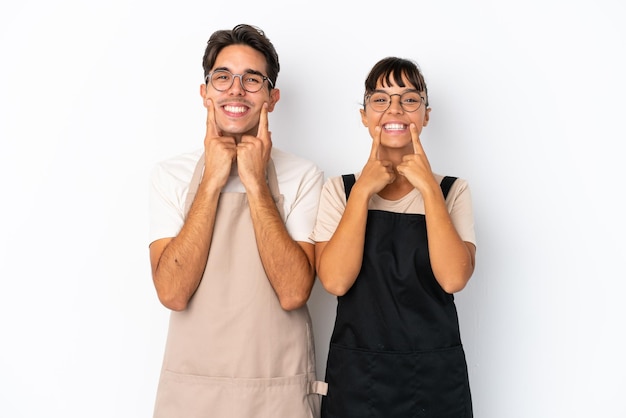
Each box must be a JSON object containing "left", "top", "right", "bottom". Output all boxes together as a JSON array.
[
  {"left": 410, "top": 123, "right": 424, "bottom": 155},
  {"left": 256, "top": 102, "right": 270, "bottom": 140},
  {"left": 205, "top": 99, "right": 221, "bottom": 138},
  {"left": 369, "top": 126, "right": 382, "bottom": 161}
]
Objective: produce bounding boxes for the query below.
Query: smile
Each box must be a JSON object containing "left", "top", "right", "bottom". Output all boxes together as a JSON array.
[
  {"left": 223, "top": 105, "right": 248, "bottom": 114},
  {"left": 383, "top": 123, "right": 407, "bottom": 131}
]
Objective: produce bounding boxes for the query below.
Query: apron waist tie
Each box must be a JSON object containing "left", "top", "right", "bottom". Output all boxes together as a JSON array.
[{"left": 310, "top": 380, "right": 328, "bottom": 396}]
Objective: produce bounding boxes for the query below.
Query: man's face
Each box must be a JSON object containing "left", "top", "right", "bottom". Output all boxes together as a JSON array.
[{"left": 200, "top": 44, "right": 279, "bottom": 139}]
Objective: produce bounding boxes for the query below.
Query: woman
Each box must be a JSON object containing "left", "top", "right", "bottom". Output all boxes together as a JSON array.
[{"left": 311, "top": 57, "right": 476, "bottom": 417}]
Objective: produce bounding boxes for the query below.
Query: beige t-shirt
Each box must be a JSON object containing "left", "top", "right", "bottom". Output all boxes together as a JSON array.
[
  {"left": 310, "top": 172, "right": 476, "bottom": 245},
  {"left": 149, "top": 147, "right": 323, "bottom": 246}
]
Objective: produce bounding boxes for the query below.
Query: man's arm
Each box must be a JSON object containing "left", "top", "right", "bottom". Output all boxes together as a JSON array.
[
  {"left": 150, "top": 183, "right": 221, "bottom": 311},
  {"left": 150, "top": 100, "right": 236, "bottom": 311},
  {"left": 235, "top": 104, "right": 318, "bottom": 311},
  {"left": 246, "top": 183, "right": 316, "bottom": 311}
]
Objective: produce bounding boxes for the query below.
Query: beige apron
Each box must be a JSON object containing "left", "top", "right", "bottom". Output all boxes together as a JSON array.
[{"left": 154, "top": 155, "right": 326, "bottom": 418}]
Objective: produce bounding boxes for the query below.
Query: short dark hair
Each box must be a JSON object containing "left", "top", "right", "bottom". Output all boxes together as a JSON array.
[
  {"left": 363, "top": 57, "right": 429, "bottom": 107},
  {"left": 202, "top": 24, "right": 280, "bottom": 90}
]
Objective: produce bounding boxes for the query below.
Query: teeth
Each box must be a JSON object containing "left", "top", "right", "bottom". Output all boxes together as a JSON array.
[
  {"left": 224, "top": 105, "right": 246, "bottom": 113},
  {"left": 384, "top": 123, "right": 406, "bottom": 130}
]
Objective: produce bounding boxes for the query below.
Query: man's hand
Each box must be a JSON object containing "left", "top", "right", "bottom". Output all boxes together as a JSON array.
[
  {"left": 237, "top": 102, "right": 272, "bottom": 189},
  {"left": 202, "top": 99, "right": 236, "bottom": 190}
]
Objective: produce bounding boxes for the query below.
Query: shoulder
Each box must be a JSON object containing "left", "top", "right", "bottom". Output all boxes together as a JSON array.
[
  {"left": 319, "top": 174, "right": 355, "bottom": 202},
  {"left": 324, "top": 171, "right": 361, "bottom": 188},
  {"left": 433, "top": 173, "right": 470, "bottom": 190},
  {"left": 432, "top": 173, "right": 473, "bottom": 210},
  {"left": 151, "top": 148, "right": 203, "bottom": 183}
]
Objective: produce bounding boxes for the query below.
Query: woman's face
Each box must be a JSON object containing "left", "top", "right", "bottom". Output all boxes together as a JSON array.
[{"left": 360, "top": 73, "right": 430, "bottom": 152}]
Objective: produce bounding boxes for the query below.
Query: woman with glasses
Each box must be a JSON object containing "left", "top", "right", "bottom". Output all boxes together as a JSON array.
[{"left": 311, "top": 57, "right": 476, "bottom": 417}]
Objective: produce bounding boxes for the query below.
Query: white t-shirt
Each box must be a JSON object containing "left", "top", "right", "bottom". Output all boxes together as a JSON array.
[
  {"left": 310, "top": 172, "right": 476, "bottom": 245},
  {"left": 149, "top": 147, "right": 323, "bottom": 245}
]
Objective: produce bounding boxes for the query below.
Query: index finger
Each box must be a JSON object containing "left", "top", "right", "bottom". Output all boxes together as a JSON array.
[
  {"left": 369, "top": 126, "right": 382, "bottom": 161},
  {"left": 256, "top": 102, "right": 270, "bottom": 141},
  {"left": 206, "top": 99, "right": 220, "bottom": 137},
  {"left": 410, "top": 123, "right": 425, "bottom": 155}
]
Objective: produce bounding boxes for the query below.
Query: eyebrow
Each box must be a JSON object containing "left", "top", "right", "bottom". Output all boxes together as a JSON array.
[
  {"left": 212, "top": 66, "right": 265, "bottom": 76},
  {"left": 371, "top": 88, "right": 420, "bottom": 94}
]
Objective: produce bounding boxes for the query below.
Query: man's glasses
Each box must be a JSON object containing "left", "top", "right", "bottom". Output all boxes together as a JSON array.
[
  {"left": 205, "top": 69, "right": 273, "bottom": 93},
  {"left": 365, "top": 91, "right": 426, "bottom": 113}
]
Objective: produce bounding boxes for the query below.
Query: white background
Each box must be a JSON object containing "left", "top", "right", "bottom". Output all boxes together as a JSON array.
[{"left": 1, "top": 0, "right": 625, "bottom": 417}]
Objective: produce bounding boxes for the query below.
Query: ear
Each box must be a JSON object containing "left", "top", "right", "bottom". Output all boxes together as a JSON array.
[
  {"left": 200, "top": 84, "right": 209, "bottom": 108},
  {"left": 423, "top": 107, "right": 431, "bottom": 127},
  {"left": 360, "top": 108, "right": 368, "bottom": 127},
  {"left": 267, "top": 88, "right": 280, "bottom": 112}
]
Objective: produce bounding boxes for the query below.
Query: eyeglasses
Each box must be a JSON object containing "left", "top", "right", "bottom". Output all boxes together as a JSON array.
[
  {"left": 205, "top": 69, "right": 274, "bottom": 93},
  {"left": 365, "top": 91, "right": 426, "bottom": 113}
]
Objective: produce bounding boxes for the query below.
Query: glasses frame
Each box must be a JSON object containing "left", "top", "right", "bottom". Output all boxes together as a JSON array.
[
  {"left": 205, "top": 69, "right": 274, "bottom": 93},
  {"left": 365, "top": 90, "right": 426, "bottom": 113}
]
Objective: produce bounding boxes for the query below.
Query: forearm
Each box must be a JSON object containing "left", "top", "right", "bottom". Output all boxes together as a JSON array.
[
  {"left": 152, "top": 185, "right": 220, "bottom": 310},
  {"left": 246, "top": 184, "right": 315, "bottom": 310},
  {"left": 316, "top": 189, "right": 370, "bottom": 296},
  {"left": 423, "top": 188, "right": 475, "bottom": 293}
]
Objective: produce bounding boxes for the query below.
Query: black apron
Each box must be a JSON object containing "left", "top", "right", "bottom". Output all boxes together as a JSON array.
[{"left": 321, "top": 175, "right": 472, "bottom": 418}]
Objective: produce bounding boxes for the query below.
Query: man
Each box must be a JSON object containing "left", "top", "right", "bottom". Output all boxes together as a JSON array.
[{"left": 149, "top": 24, "right": 326, "bottom": 418}]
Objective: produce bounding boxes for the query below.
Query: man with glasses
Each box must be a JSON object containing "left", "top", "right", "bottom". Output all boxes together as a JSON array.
[{"left": 148, "top": 24, "right": 326, "bottom": 418}]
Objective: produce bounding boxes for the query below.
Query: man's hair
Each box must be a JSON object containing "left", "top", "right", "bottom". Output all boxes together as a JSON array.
[
  {"left": 363, "top": 57, "right": 429, "bottom": 107},
  {"left": 202, "top": 24, "right": 280, "bottom": 90}
]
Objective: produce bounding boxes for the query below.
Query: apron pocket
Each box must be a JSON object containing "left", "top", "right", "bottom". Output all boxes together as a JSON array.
[
  {"left": 322, "top": 344, "right": 472, "bottom": 418},
  {"left": 154, "top": 369, "right": 321, "bottom": 418}
]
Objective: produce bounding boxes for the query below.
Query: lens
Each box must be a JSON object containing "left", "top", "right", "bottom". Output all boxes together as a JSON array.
[
  {"left": 210, "top": 70, "right": 234, "bottom": 91},
  {"left": 399, "top": 92, "right": 423, "bottom": 112},
  {"left": 209, "top": 70, "right": 266, "bottom": 93},
  {"left": 367, "top": 92, "right": 424, "bottom": 112},
  {"left": 240, "top": 73, "right": 264, "bottom": 92},
  {"left": 368, "top": 92, "right": 391, "bottom": 112}
]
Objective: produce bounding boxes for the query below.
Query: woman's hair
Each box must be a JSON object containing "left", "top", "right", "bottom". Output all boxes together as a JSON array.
[
  {"left": 363, "top": 57, "right": 429, "bottom": 107},
  {"left": 202, "top": 24, "right": 280, "bottom": 89}
]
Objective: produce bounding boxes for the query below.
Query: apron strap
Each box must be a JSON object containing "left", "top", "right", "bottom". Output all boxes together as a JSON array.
[
  {"left": 341, "top": 173, "right": 458, "bottom": 200},
  {"left": 440, "top": 175, "right": 458, "bottom": 200},
  {"left": 184, "top": 153, "right": 283, "bottom": 218},
  {"left": 341, "top": 174, "right": 356, "bottom": 199},
  {"left": 183, "top": 153, "right": 207, "bottom": 216}
]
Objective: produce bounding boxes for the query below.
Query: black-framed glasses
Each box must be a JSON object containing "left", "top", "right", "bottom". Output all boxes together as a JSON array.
[
  {"left": 205, "top": 69, "right": 274, "bottom": 93},
  {"left": 365, "top": 91, "right": 426, "bottom": 113}
]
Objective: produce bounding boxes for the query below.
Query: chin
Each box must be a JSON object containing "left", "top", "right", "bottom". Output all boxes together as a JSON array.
[{"left": 381, "top": 137, "right": 411, "bottom": 148}]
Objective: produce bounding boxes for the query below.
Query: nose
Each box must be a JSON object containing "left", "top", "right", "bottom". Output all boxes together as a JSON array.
[
  {"left": 387, "top": 94, "right": 404, "bottom": 113},
  {"left": 229, "top": 74, "right": 246, "bottom": 95}
]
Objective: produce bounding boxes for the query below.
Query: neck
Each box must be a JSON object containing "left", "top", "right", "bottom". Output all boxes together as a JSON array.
[
  {"left": 378, "top": 174, "right": 414, "bottom": 200},
  {"left": 379, "top": 145, "right": 413, "bottom": 165}
]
